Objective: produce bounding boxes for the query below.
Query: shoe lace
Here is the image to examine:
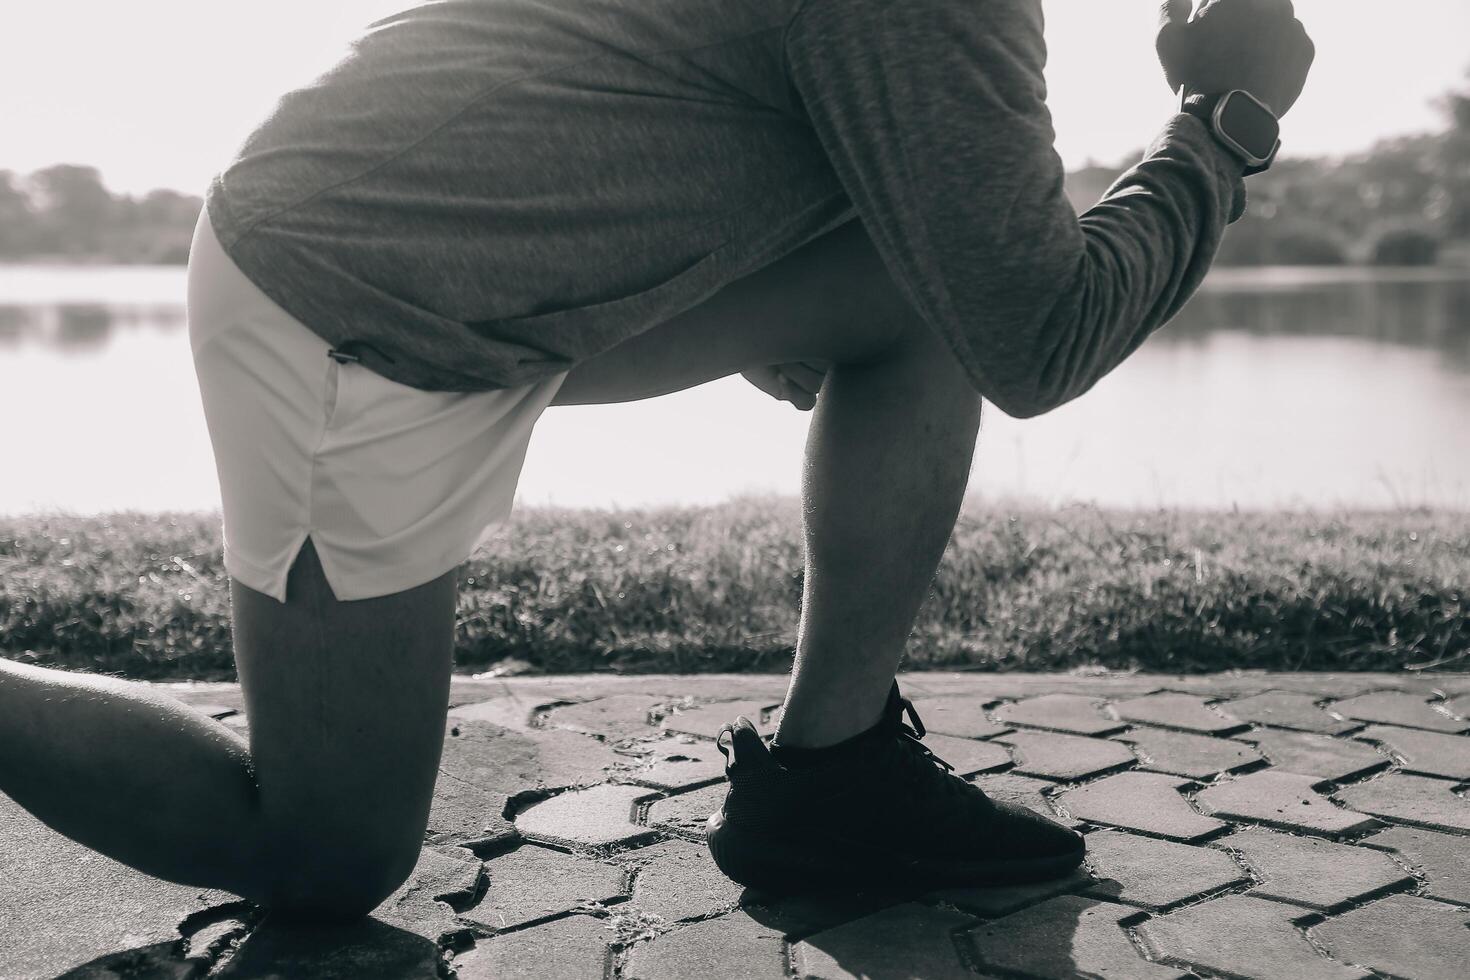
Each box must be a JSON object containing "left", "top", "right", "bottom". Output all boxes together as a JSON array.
[{"left": 892, "top": 697, "right": 968, "bottom": 799}]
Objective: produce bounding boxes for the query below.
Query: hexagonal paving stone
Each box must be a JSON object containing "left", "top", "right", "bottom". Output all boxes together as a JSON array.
[
  {"left": 909, "top": 694, "right": 1009, "bottom": 738},
  {"left": 966, "top": 895, "right": 1185, "bottom": 979},
  {"left": 998, "top": 730, "right": 1135, "bottom": 781},
  {"left": 790, "top": 902, "right": 979, "bottom": 980},
  {"left": 972, "top": 772, "right": 1082, "bottom": 829},
  {"left": 448, "top": 694, "right": 548, "bottom": 731},
  {"left": 617, "top": 838, "right": 742, "bottom": 922},
  {"left": 1360, "top": 826, "right": 1470, "bottom": 905},
  {"left": 428, "top": 843, "right": 488, "bottom": 894},
  {"left": 1137, "top": 894, "right": 1370, "bottom": 980},
  {"left": 929, "top": 867, "right": 1095, "bottom": 917},
  {"left": 1218, "top": 828, "right": 1413, "bottom": 911},
  {"left": 1173, "top": 675, "right": 1378, "bottom": 700},
  {"left": 896, "top": 675, "right": 1160, "bottom": 699},
  {"left": 1195, "top": 771, "right": 1381, "bottom": 838},
  {"left": 1237, "top": 728, "right": 1389, "bottom": 782},
  {"left": 544, "top": 694, "right": 672, "bottom": 743},
  {"left": 460, "top": 845, "right": 626, "bottom": 932},
  {"left": 445, "top": 678, "right": 562, "bottom": 709},
  {"left": 1312, "top": 894, "right": 1470, "bottom": 980},
  {"left": 1222, "top": 692, "right": 1359, "bottom": 734},
  {"left": 1333, "top": 773, "right": 1470, "bottom": 833},
  {"left": 1055, "top": 771, "right": 1226, "bottom": 842},
  {"left": 923, "top": 732, "right": 1012, "bottom": 776},
  {"left": 515, "top": 784, "right": 661, "bottom": 848},
  {"left": 438, "top": 720, "right": 631, "bottom": 796},
  {"left": 1083, "top": 829, "right": 1247, "bottom": 909},
  {"left": 427, "top": 777, "right": 517, "bottom": 849},
  {"left": 661, "top": 700, "right": 780, "bottom": 739},
  {"left": 1112, "top": 693, "right": 1247, "bottom": 735},
  {"left": 1330, "top": 692, "right": 1470, "bottom": 733},
  {"left": 1355, "top": 725, "right": 1470, "bottom": 780},
  {"left": 452, "top": 913, "right": 612, "bottom": 980},
  {"left": 376, "top": 846, "right": 485, "bottom": 940},
  {"left": 994, "top": 694, "right": 1127, "bottom": 736},
  {"left": 1119, "top": 728, "right": 1262, "bottom": 779},
  {"left": 623, "top": 737, "right": 729, "bottom": 791},
  {"left": 622, "top": 910, "right": 788, "bottom": 980},
  {"left": 645, "top": 782, "right": 725, "bottom": 835}
]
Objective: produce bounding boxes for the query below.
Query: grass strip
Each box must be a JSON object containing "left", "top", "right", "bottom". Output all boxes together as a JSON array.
[{"left": 1, "top": 498, "right": 1466, "bottom": 679}]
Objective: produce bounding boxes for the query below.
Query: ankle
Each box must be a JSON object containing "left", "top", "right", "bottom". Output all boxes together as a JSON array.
[
  {"left": 772, "top": 715, "right": 875, "bottom": 750},
  {"left": 772, "top": 679, "right": 899, "bottom": 749},
  {"left": 772, "top": 703, "right": 887, "bottom": 754},
  {"left": 770, "top": 724, "right": 881, "bottom": 770}
]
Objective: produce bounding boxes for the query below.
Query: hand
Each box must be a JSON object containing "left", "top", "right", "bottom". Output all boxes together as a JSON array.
[
  {"left": 1156, "top": 0, "right": 1315, "bottom": 117},
  {"left": 741, "top": 361, "right": 830, "bottom": 411}
]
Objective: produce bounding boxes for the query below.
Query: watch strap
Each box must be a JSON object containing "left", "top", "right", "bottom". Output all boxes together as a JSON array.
[{"left": 1180, "top": 91, "right": 1280, "bottom": 175}]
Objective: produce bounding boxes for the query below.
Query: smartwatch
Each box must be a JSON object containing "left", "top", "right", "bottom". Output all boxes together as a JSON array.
[{"left": 1180, "top": 89, "right": 1282, "bottom": 176}]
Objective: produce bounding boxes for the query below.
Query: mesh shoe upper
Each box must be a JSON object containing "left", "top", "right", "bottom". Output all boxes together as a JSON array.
[{"left": 715, "top": 684, "right": 1083, "bottom": 865}]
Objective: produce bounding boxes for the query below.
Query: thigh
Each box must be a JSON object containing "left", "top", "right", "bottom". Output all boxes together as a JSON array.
[
  {"left": 230, "top": 537, "right": 457, "bottom": 892},
  {"left": 552, "top": 217, "right": 936, "bottom": 406}
]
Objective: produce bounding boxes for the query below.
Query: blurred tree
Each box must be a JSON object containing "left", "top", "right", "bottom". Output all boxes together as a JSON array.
[
  {"left": 26, "top": 165, "right": 115, "bottom": 256},
  {"left": 136, "top": 189, "right": 201, "bottom": 226},
  {"left": 1060, "top": 66, "right": 1470, "bottom": 266},
  {"left": 1444, "top": 70, "right": 1470, "bottom": 132},
  {"left": 0, "top": 171, "right": 36, "bottom": 257},
  {"left": 1368, "top": 224, "right": 1441, "bottom": 266},
  {"left": 128, "top": 189, "right": 202, "bottom": 262},
  {"left": 0, "top": 167, "right": 202, "bottom": 264},
  {"left": 1433, "top": 69, "right": 1470, "bottom": 238}
]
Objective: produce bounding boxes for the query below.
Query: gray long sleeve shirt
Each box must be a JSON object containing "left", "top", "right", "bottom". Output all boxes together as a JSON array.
[{"left": 206, "top": 0, "right": 1246, "bottom": 418}]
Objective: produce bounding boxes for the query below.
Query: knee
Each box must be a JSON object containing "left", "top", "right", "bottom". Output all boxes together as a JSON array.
[{"left": 257, "top": 829, "right": 423, "bottom": 923}]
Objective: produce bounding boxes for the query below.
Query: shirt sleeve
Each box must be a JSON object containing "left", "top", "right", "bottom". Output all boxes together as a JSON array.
[{"left": 783, "top": 0, "right": 1247, "bottom": 418}]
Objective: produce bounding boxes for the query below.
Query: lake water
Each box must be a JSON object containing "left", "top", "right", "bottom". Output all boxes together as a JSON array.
[{"left": 1, "top": 265, "right": 1468, "bottom": 515}]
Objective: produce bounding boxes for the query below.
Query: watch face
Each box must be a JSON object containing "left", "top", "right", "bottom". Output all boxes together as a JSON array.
[{"left": 1218, "top": 92, "right": 1281, "bottom": 162}]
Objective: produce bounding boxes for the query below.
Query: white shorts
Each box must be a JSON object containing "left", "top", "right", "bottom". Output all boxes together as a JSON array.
[{"left": 186, "top": 212, "right": 566, "bottom": 603}]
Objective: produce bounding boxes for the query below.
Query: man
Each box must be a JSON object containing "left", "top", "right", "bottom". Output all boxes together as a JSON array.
[{"left": 0, "top": 0, "right": 1311, "bottom": 917}]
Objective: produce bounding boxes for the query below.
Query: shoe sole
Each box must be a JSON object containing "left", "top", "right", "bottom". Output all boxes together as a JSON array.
[{"left": 705, "top": 810, "right": 1085, "bottom": 894}]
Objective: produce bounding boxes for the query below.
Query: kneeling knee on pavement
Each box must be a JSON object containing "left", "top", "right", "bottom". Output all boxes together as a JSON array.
[{"left": 256, "top": 820, "right": 423, "bottom": 923}]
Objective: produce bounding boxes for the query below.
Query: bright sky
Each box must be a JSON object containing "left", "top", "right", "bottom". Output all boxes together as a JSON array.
[{"left": 3, "top": 1, "right": 1467, "bottom": 195}]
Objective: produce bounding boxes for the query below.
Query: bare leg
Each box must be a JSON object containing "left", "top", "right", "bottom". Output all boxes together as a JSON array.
[
  {"left": 0, "top": 660, "right": 263, "bottom": 891},
  {"left": 554, "top": 218, "right": 983, "bottom": 748},
  {"left": 778, "top": 329, "right": 980, "bottom": 746},
  {"left": 0, "top": 539, "right": 456, "bottom": 920}
]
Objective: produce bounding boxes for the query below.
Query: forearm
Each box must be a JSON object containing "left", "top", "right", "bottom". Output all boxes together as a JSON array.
[
  {"left": 966, "top": 114, "right": 1246, "bottom": 418},
  {"left": 786, "top": 0, "right": 1249, "bottom": 420},
  {"left": 986, "top": 0, "right": 1319, "bottom": 417}
]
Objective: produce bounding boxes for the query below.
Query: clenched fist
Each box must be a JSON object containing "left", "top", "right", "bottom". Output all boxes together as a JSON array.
[{"left": 1157, "top": 0, "right": 1316, "bottom": 116}]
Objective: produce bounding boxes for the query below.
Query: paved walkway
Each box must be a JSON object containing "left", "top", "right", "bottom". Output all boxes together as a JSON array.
[{"left": 3, "top": 671, "right": 1469, "bottom": 979}]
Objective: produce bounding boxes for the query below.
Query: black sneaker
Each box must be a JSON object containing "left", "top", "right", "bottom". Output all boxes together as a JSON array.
[{"left": 705, "top": 683, "right": 1085, "bottom": 893}]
